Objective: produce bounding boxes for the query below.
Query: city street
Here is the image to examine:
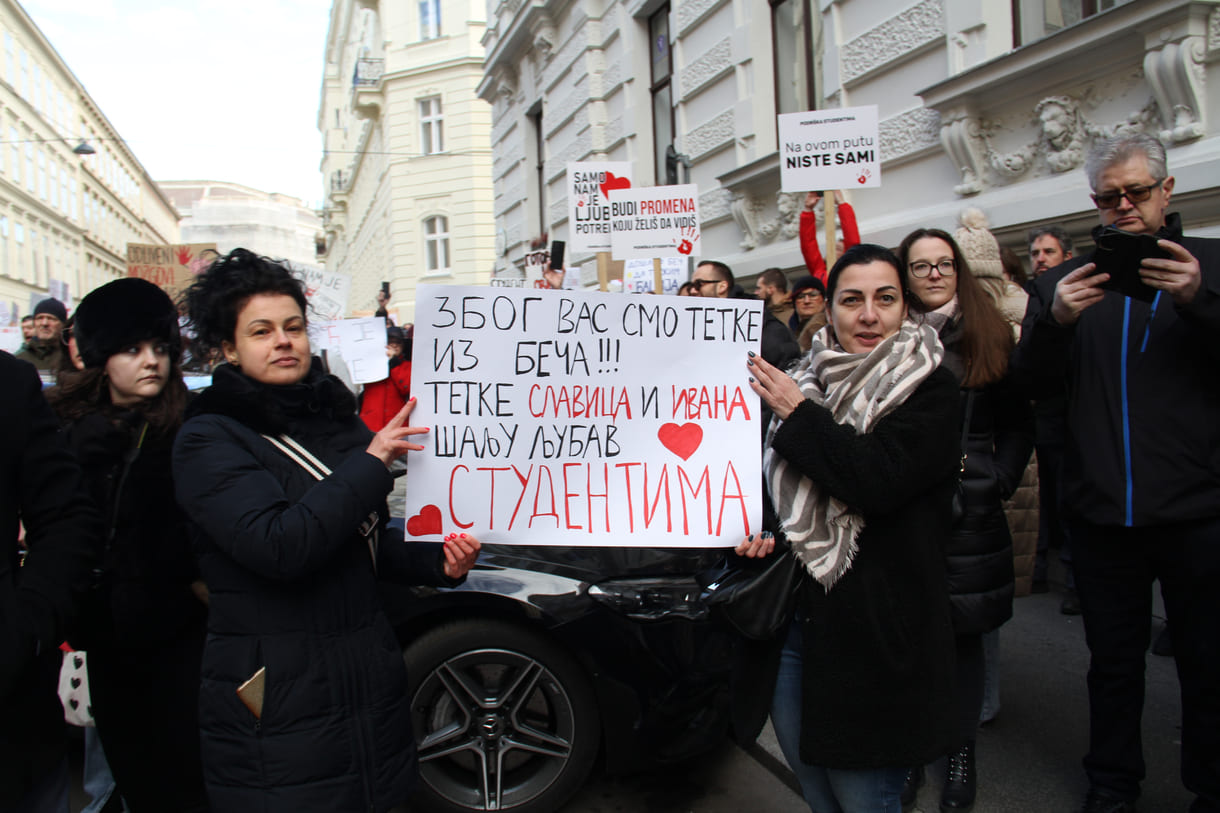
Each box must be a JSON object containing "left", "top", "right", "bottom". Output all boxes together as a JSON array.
[{"left": 68, "top": 573, "right": 1190, "bottom": 812}]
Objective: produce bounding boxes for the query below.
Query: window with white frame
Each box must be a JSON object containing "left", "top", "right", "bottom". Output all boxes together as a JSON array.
[
  {"left": 37, "top": 149, "right": 46, "bottom": 200},
  {"left": 10, "top": 128, "right": 19, "bottom": 184},
  {"left": 4, "top": 33, "right": 13, "bottom": 86},
  {"left": 19, "top": 50, "right": 27, "bottom": 98},
  {"left": 423, "top": 216, "right": 450, "bottom": 274},
  {"left": 14, "top": 223, "right": 23, "bottom": 278},
  {"left": 0, "top": 215, "right": 8, "bottom": 279},
  {"left": 1012, "top": 0, "right": 1133, "bottom": 46},
  {"left": 419, "top": 0, "right": 441, "bottom": 40},
  {"left": 25, "top": 141, "right": 33, "bottom": 192},
  {"left": 419, "top": 97, "right": 443, "bottom": 154}
]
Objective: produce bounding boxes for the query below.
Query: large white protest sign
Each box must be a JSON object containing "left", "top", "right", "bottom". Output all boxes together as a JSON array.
[
  {"left": 778, "top": 105, "right": 881, "bottom": 192},
  {"left": 291, "top": 263, "right": 352, "bottom": 320},
  {"left": 568, "top": 162, "right": 633, "bottom": 254},
  {"left": 609, "top": 184, "right": 701, "bottom": 260},
  {"left": 309, "top": 316, "right": 388, "bottom": 384},
  {"left": 405, "top": 284, "right": 762, "bottom": 547},
  {"left": 623, "top": 257, "right": 687, "bottom": 295}
]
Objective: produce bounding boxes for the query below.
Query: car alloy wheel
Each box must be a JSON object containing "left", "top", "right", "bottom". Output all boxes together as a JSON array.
[{"left": 405, "top": 619, "right": 600, "bottom": 812}]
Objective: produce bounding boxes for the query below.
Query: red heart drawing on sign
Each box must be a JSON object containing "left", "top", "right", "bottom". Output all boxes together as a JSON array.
[
  {"left": 600, "top": 172, "right": 631, "bottom": 198},
  {"left": 657, "top": 422, "right": 703, "bottom": 460},
  {"left": 406, "top": 504, "right": 443, "bottom": 537}
]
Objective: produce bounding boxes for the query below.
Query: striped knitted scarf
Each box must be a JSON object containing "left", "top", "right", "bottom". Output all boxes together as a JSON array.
[{"left": 764, "top": 319, "right": 944, "bottom": 589}]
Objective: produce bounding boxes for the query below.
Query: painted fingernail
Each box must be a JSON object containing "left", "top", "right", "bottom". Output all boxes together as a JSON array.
[
  {"left": 748, "top": 376, "right": 755, "bottom": 383},
  {"left": 747, "top": 350, "right": 756, "bottom": 358},
  {"left": 460, "top": 533, "right": 467, "bottom": 539}
]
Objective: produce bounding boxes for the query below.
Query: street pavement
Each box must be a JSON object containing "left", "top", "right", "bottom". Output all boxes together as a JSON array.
[{"left": 68, "top": 570, "right": 1190, "bottom": 812}]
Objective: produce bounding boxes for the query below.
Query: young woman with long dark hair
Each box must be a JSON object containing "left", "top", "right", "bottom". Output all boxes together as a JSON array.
[
  {"left": 895, "top": 228, "right": 1034, "bottom": 811},
  {"left": 47, "top": 277, "right": 209, "bottom": 812}
]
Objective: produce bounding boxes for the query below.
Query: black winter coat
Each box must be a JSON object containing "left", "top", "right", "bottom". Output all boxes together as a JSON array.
[
  {"left": 1013, "top": 214, "right": 1220, "bottom": 527},
  {"left": 0, "top": 352, "right": 100, "bottom": 807},
  {"left": 940, "top": 326, "right": 1033, "bottom": 635},
  {"left": 62, "top": 410, "right": 205, "bottom": 650},
  {"left": 770, "top": 366, "right": 960, "bottom": 769},
  {"left": 173, "top": 362, "right": 458, "bottom": 813},
  {"left": 59, "top": 408, "right": 209, "bottom": 812}
]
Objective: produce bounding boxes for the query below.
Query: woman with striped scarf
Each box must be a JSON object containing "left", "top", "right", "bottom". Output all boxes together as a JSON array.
[{"left": 741, "top": 244, "right": 961, "bottom": 812}]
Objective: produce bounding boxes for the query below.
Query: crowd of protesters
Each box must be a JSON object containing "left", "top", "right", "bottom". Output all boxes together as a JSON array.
[{"left": 3, "top": 131, "right": 1217, "bottom": 813}]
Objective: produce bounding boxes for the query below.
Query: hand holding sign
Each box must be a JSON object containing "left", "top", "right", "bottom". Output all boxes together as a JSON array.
[{"left": 366, "top": 397, "right": 430, "bottom": 468}]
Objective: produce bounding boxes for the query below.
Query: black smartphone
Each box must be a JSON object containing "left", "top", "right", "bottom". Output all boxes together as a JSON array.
[{"left": 1092, "top": 226, "right": 1167, "bottom": 303}]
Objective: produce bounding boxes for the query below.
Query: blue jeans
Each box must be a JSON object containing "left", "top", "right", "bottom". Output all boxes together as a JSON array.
[
  {"left": 771, "top": 620, "right": 906, "bottom": 813},
  {"left": 81, "top": 727, "right": 118, "bottom": 813}
]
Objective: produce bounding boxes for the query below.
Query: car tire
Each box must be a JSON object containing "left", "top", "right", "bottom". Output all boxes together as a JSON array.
[{"left": 404, "top": 618, "right": 601, "bottom": 813}]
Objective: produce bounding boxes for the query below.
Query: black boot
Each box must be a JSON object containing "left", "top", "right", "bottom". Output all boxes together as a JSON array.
[
  {"left": 900, "top": 765, "right": 924, "bottom": 808},
  {"left": 941, "top": 741, "right": 976, "bottom": 811}
]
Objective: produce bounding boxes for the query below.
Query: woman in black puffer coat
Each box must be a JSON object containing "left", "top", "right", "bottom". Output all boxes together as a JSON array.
[
  {"left": 47, "top": 278, "right": 209, "bottom": 812},
  {"left": 897, "top": 229, "right": 1034, "bottom": 812},
  {"left": 173, "top": 249, "right": 480, "bottom": 813}
]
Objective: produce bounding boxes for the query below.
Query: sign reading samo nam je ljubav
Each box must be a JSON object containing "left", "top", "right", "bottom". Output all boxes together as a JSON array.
[
  {"left": 777, "top": 105, "right": 881, "bottom": 192},
  {"left": 567, "top": 161, "right": 633, "bottom": 254},
  {"left": 403, "top": 285, "right": 762, "bottom": 547}
]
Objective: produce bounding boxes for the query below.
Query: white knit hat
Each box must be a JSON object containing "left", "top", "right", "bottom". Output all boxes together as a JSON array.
[{"left": 955, "top": 207, "right": 1003, "bottom": 280}]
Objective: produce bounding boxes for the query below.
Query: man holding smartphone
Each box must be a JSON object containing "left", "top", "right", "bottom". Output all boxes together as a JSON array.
[{"left": 1013, "top": 133, "right": 1220, "bottom": 813}]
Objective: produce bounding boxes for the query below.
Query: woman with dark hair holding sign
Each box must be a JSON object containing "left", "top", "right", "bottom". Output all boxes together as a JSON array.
[
  {"left": 173, "top": 248, "right": 480, "bottom": 812},
  {"left": 740, "top": 244, "right": 960, "bottom": 812}
]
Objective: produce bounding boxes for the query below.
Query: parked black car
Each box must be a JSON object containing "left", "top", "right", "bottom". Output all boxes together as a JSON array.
[{"left": 378, "top": 541, "right": 747, "bottom": 813}]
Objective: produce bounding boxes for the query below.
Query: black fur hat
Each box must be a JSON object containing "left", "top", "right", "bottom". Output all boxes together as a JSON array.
[{"left": 73, "top": 278, "right": 180, "bottom": 369}]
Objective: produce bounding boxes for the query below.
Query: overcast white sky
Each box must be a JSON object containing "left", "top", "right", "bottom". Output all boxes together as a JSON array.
[{"left": 22, "top": 0, "right": 333, "bottom": 207}]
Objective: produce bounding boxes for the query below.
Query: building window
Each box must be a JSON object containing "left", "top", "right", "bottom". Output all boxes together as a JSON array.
[
  {"left": 37, "top": 149, "right": 46, "bottom": 200},
  {"left": 649, "top": 6, "right": 674, "bottom": 185},
  {"left": 19, "top": 50, "right": 28, "bottom": 99},
  {"left": 7, "top": 128, "right": 16, "bottom": 183},
  {"left": 424, "top": 215, "right": 450, "bottom": 273},
  {"left": 772, "top": 0, "right": 817, "bottom": 116},
  {"left": 419, "top": 96, "right": 443, "bottom": 154},
  {"left": 420, "top": 0, "right": 441, "bottom": 40},
  {"left": 49, "top": 161, "right": 57, "bottom": 208},
  {"left": 14, "top": 222, "right": 23, "bottom": 281},
  {"left": 1012, "top": 0, "right": 1131, "bottom": 47},
  {"left": 25, "top": 142, "right": 34, "bottom": 192},
  {"left": 4, "top": 33, "right": 13, "bottom": 86},
  {"left": 0, "top": 216, "right": 8, "bottom": 279}
]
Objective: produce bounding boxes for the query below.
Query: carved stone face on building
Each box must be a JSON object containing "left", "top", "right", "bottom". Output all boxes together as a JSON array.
[{"left": 1040, "top": 103, "right": 1073, "bottom": 151}]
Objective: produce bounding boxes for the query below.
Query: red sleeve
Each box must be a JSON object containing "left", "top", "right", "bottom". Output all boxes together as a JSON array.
[
  {"left": 839, "top": 202, "right": 860, "bottom": 249},
  {"left": 392, "top": 361, "right": 412, "bottom": 399},
  {"left": 799, "top": 210, "right": 828, "bottom": 285}
]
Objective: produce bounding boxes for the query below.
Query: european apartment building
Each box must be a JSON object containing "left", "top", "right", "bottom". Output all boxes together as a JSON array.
[
  {"left": 0, "top": 0, "right": 178, "bottom": 321},
  {"left": 160, "top": 180, "right": 324, "bottom": 269},
  {"left": 318, "top": 0, "right": 495, "bottom": 320},
  {"left": 479, "top": 0, "right": 1220, "bottom": 287}
]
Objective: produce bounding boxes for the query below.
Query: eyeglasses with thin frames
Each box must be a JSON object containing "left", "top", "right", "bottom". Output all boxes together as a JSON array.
[
  {"left": 794, "top": 291, "right": 823, "bottom": 301},
  {"left": 909, "top": 259, "right": 956, "bottom": 278},
  {"left": 1091, "top": 179, "right": 1164, "bottom": 210}
]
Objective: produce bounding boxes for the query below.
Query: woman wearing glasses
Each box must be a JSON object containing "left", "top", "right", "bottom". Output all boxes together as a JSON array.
[{"left": 895, "top": 229, "right": 1034, "bottom": 811}]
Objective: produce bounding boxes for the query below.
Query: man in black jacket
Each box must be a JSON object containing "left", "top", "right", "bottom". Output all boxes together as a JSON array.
[
  {"left": 691, "top": 260, "right": 799, "bottom": 370},
  {"left": 1013, "top": 133, "right": 1220, "bottom": 813},
  {"left": 0, "top": 351, "right": 101, "bottom": 811}
]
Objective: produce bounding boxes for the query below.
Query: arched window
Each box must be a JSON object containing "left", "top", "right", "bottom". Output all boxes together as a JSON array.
[{"left": 424, "top": 216, "right": 450, "bottom": 274}]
